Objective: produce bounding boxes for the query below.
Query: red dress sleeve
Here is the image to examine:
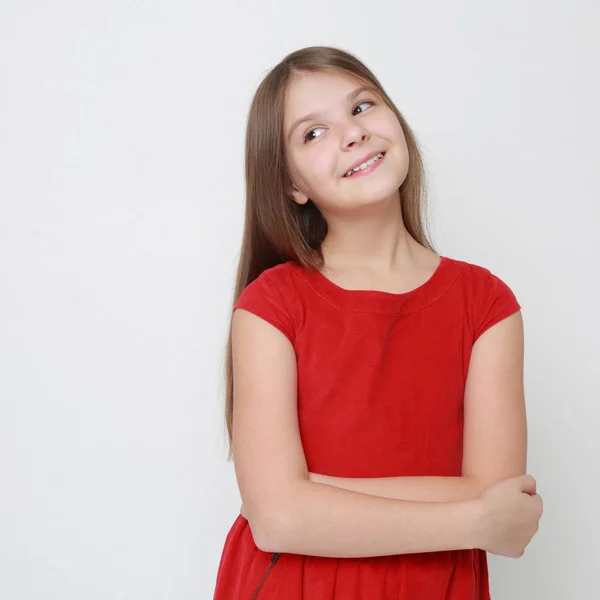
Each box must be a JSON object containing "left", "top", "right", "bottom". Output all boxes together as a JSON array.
[
  {"left": 473, "top": 271, "right": 522, "bottom": 343},
  {"left": 233, "top": 270, "right": 296, "bottom": 346}
]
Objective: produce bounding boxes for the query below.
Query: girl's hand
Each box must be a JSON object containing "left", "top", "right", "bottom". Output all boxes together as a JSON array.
[{"left": 473, "top": 474, "right": 543, "bottom": 558}]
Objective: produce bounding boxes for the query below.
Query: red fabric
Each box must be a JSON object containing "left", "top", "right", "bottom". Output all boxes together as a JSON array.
[{"left": 213, "top": 255, "right": 521, "bottom": 599}]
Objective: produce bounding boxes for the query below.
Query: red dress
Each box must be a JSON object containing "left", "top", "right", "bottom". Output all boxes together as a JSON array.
[{"left": 213, "top": 254, "right": 522, "bottom": 599}]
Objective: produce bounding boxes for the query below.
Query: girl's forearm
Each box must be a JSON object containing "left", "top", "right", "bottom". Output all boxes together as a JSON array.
[
  {"left": 259, "top": 479, "right": 480, "bottom": 557},
  {"left": 308, "top": 473, "right": 483, "bottom": 503}
]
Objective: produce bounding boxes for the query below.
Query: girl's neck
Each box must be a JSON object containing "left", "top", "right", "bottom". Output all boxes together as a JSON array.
[{"left": 320, "top": 222, "right": 425, "bottom": 276}]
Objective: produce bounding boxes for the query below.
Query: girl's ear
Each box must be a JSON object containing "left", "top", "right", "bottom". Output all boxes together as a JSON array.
[{"left": 286, "top": 183, "right": 310, "bottom": 206}]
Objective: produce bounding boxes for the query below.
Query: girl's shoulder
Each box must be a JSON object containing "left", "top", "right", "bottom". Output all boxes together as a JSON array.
[
  {"left": 233, "top": 261, "right": 303, "bottom": 345},
  {"left": 445, "top": 254, "right": 522, "bottom": 343}
]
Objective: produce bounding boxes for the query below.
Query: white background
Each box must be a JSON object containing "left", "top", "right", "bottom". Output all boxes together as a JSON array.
[{"left": 1, "top": 1, "right": 598, "bottom": 598}]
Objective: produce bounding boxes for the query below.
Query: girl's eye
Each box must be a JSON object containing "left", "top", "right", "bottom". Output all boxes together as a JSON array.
[
  {"left": 303, "top": 126, "right": 326, "bottom": 143},
  {"left": 303, "top": 99, "right": 375, "bottom": 143},
  {"left": 353, "top": 100, "right": 374, "bottom": 115}
]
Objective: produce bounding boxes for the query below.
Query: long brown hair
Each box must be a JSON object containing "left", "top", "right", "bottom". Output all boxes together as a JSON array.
[{"left": 221, "top": 45, "right": 437, "bottom": 461}]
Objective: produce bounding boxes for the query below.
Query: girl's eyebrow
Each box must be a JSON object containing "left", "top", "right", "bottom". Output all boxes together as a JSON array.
[{"left": 286, "top": 85, "right": 372, "bottom": 142}]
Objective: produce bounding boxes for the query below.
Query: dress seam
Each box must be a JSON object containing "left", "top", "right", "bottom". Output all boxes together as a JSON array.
[{"left": 291, "top": 262, "right": 466, "bottom": 316}]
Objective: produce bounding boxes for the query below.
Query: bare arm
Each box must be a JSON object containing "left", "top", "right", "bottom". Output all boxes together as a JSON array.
[
  {"left": 259, "top": 479, "right": 481, "bottom": 557},
  {"left": 461, "top": 311, "right": 527, "bottom": 489},
  {"left": 306, "top": 473, "right": 483, "bottom": 503},
  {"left": 239, "top": 475, "right": 480, "bottom": 523}
]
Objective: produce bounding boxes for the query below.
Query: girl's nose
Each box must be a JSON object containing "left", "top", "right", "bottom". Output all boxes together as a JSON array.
[{"left": 342, "top": 127, "right": 369, "bottom": 149}]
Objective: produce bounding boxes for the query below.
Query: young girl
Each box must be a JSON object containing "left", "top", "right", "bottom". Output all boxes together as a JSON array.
[{"left": 213, "top": 46, "right": 543, "bottom": 599}]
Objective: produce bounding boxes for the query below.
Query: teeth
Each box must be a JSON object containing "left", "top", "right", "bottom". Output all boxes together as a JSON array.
[{"left": 344, "top": 153, "right": 384, "bottom": 177}]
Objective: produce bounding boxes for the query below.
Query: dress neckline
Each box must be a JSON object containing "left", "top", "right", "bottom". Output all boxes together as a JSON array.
[{"left": 292, "top": 255, "right": 462, "bottom": 315}]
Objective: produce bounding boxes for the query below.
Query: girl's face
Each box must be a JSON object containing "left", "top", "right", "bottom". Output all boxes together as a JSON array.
[{"left": 282, "top": 70, "right": 409, "bottom": 212}]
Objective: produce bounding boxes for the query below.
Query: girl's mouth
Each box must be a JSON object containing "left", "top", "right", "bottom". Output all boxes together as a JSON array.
[{"left": 342, "top": 152, "right": 386, "bottom": 178}]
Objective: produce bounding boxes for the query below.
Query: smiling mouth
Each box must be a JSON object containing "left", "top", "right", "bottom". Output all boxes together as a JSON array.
[{"left": 342, "top": 152, "right": 386, "bottom": 178}]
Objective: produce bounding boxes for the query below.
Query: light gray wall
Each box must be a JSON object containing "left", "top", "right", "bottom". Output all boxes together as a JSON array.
[{"left": 1, "top": 1, "right": 598, "bottom": 598}]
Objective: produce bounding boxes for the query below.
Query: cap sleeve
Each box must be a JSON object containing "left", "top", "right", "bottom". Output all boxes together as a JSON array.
[
  {"left": 233, "top": 270, "right": 296, "bottom": 345},
  {"left": 473, "top": 271, "right": 522, "bottom": 344}
]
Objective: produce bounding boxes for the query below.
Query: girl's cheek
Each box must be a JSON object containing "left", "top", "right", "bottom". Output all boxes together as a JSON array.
[{"left": 319, "top": 141, "right": 338, "bottom": 167}]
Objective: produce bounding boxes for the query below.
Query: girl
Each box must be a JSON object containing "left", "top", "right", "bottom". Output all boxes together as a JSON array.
[{"left": 213, "top": 46, "right": 543, "bottom": 599}]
